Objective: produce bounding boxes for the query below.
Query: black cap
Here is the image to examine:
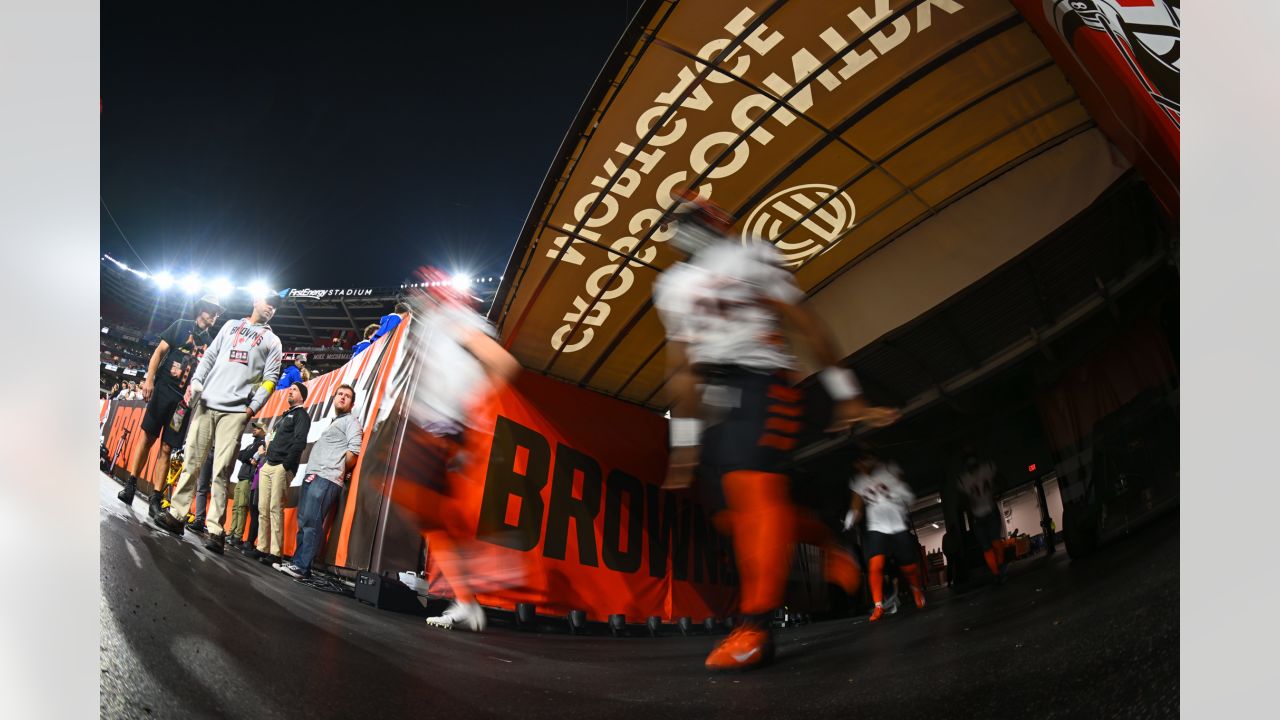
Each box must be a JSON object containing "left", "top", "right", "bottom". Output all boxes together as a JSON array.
[
  {"left": 261, "top": 293, "right": 280, "bottom": 308},
  {"left": 295, "top": 382, "right": 309, "bottom": 401}
]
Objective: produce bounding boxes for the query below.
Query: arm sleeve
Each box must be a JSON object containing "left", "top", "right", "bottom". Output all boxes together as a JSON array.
[
  {"left": 849, "top": 476, "right": 867, "bottom": 498},
  {"left": 652, "top": 268, "right": 696, "bottom": 343},
  {"left": 345, "top": 416, "right": 363, "bottom": 454},
  {"left": 891, "top": 469, "right": 916, "bottom": 506},
  {"left": 237, "top": 443, "right": 257, "bottom": 464},
  {"left": 191, "top": 322, "right": 228, "bottom": 389},
  {"left": 372, "top": 314, "right": 400, "bottom": 341},
  {"left": 897, "top": 485, "right": 916, "bottom": 507},
  {"left": 250, "top": 337, "right": 283, "bottom": 413}
]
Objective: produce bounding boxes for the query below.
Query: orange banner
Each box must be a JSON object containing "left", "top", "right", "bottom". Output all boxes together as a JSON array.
[{"left": 450, "top": 371, "right": 739, "bottom": 622}]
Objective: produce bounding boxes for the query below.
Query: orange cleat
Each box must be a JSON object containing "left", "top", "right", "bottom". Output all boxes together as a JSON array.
[
  {"left": 705, "top": 625, "right": 775, "bottom": 671},
  {"left": 912, "top": 588, "right": 926, "bottom": 610},
  {"left": 869, "top": 605, "right": 885, "bottom": 622}
]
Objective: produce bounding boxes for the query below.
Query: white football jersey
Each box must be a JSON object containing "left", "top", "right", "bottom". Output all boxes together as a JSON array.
[
  {"left": 653, "top": 237, "right": 803, "bottom": 370},
  {"left": 957, "top": 461, "right": 998, "bottom": 518},
  {"left": 406, "top": 302, "right": 496, "bottom": 432},
  {"left": 850, "top": 463, "right": 914, "bottom": 535}
]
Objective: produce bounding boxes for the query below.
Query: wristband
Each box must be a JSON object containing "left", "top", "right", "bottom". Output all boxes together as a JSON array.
[
  {"left": 669, "top": 417, "right": 704, "bottom": 447},
  {"left": 819, "top": 367, "right": 861, "bottom": 401}
]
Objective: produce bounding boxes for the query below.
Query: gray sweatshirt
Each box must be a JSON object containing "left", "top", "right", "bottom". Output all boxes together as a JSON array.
[{"left": 191, "top": 317, "right": 283, "bottom": 413}]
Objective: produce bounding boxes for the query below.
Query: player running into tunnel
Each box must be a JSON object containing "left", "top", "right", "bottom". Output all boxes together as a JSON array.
[
  {"left": 392, "top": 267, "right": 523, "bottom": 632},
  {"left": 654, "top": 192, "right": 900, "bottom": 672},
  {"left": 847, "top": 456, "right": 927, "bottom": 622}
]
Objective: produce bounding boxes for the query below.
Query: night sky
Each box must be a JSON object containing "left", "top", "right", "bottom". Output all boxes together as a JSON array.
[{"left": 101, "top": 1, "right": 635, "bottom": 291}]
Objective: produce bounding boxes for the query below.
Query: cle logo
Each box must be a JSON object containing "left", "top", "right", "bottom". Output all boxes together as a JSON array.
[{"left": 741, "top": 183, "right": 857, "bottom": 267}]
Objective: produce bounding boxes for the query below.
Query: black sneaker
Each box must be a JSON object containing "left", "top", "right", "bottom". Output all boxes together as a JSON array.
[
  {"left": 152, "top": 511, "right": 185, "bottom": 537},
  {"left": 148, "top": 492, "right": 164, "bottom": 520},
  {"left": 259, "top": 553, "right": 281, "bottom": 566},
  {"left": 117, "top": 477, "right": 137, "bottom": 506},
  {"left": 226, "top": 536, "right": 241, "bottom": 549},
  {"left": 204, "top": 533, "right": 225, "bottom": 555},
  {"left": 241, "top": 546, "right": 264, "bottom": 560},
  {"left": 187, "top": 519, "right": 208, "bottom": 535}
]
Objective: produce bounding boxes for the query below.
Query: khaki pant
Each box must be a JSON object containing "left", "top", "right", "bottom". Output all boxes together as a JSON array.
[
  {"left": 257, "top": 462, "right": 293, "bottom": 556},
  {"left": 168, "top": 403, "right": 250, "bottom": 538},
  {"left": 229, "top": 475, "right": 253, "bottom": 539}
]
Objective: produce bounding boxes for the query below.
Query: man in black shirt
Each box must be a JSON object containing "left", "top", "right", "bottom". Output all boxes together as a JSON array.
[
  {"left": 117, "top": 295, "right": 223, "bottom": 517},
  {"left": 244, "top": 382, "right": 310, "bottom": 564}
]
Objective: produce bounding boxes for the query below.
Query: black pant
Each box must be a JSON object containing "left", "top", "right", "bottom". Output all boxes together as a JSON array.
[{"left": 246, "top": 488, "right": 260, "bottom": 543}]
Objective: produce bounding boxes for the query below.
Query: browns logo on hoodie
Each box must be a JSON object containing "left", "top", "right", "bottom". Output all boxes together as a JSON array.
[{"left": 190, "top": 316, "right": 283, "bottom": 413}]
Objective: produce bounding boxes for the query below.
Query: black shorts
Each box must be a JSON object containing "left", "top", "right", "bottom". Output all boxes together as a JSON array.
[
  {"left": 140, "top": 383, "right": 188, "bottom": 449},
  {"left": 971, "top": 511, "right": 1004, "bottom": 549},
  {"left": 694, "top": 367, "right": 816, "bottom": 513},
  {"left": 863, "top": 530, "right": 919, "bottom": 565}
]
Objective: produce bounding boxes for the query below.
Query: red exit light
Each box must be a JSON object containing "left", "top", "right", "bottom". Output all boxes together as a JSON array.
[{"left": 1027, "top": 463, "right": 1037, "bottom": 473}]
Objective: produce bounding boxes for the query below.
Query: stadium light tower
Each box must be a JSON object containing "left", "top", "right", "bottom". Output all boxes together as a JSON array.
[
  {"left": 153, "top": 271, "right": 174, "bottom": 290},
  {"left": 209, "top": 277, "right": 233, "bottom": 298},
  {"left": 450, "top": 274, "right": 472, "bottom": 292},
  {"left": 246, "top": 281, "right": 272, "bottom": 300},
  {"left": 180, "top": 273, "right": 202, "bottom": 295}
]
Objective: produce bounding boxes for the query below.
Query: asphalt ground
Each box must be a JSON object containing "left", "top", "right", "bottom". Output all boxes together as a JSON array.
[{"left": 99, "top": 473, "right": 1178, "bottom": 719}]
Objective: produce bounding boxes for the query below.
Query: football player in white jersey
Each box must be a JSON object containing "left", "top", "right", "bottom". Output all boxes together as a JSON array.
[
  {"left": 654, "top": 193, "right": 899, "bottom": 671},
  {"left": 957, "top": 454, "right": 1007, "bottom": 582},
  {"left": 847, "top": 456, "right": 927, "bottom": 621},
  {"left": 396, "top": 267, "right": 522, "bottom": 633}
]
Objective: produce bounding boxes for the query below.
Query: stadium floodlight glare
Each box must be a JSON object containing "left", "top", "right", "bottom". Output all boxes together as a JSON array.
[
  {"left": 153, "top": 271, "right": 175, "bottom": 290},
  {"left": 209, "top": 277, "right": 233, "bottom": 297},
  {"left": 180, "top": 273, "right": 203, "bottom": 295},
  {"left": 450, "top": 275, "right": 472, "bottom": 291},
  {"left": 246, "top": 281, "right": 272, "bottom": 300}
]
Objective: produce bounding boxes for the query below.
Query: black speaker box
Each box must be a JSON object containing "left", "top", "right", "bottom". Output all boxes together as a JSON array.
[{"left": 354, "top": 571, "right": 423, "bottom": 614}]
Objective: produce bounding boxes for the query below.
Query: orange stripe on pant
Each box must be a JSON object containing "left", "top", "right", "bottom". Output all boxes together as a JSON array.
[
  {"left": 766, "top": 385, "right": 801, "bottom": 402},
  {"left": 758, "top": 433, "right": 796, "bottom": 450},
  {"left": 764, "top": 417, "right": 802, "bottom": 434},
  {"left": 767, "top": 403, "right": 803, "bottom": 417}
]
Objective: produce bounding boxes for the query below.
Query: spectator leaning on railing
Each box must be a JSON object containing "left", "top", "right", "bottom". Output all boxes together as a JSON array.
[
  {"left": 350, "top": 323, "right": 380, "bottom": 359},
  {"left": 276, "top": 384, "right": 361, "bottom": 580}
]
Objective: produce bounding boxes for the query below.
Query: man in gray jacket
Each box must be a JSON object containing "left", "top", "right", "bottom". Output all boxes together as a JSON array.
[{"left": 154, "top": 295, "right": 283, "bottom": 556}]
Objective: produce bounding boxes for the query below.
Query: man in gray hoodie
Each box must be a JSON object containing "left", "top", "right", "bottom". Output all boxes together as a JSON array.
[{"left": 154, "top": 295, "right": 283, "bottom": 556}]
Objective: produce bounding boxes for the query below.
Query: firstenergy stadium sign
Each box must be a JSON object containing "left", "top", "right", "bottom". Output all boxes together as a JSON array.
[
  {"left": 285, "top": 287, "right": 376, "bottom": 300},
  {"left": 542, "top": 1, "right": 966, "bottom": 355}
]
